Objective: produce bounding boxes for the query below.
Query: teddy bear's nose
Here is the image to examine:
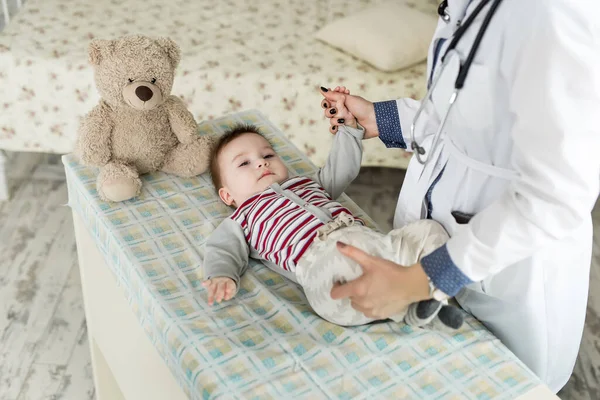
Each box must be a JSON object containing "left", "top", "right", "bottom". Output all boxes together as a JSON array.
[{"left": 135, "top": 86, "right": 153, "bottom": 102}]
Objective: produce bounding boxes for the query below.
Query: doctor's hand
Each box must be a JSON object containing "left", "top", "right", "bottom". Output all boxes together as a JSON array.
[
  {"left": 330, "top": 241, "right": 431, "bottom": 319},
  {"left": 320, "top": 86, "right": 379, "bottom": 139},
  {"left": 320, "top": 86, "right": 357, "bottom": 133},
  {"left": 202, "top": 277, "right": 236, "bottom": 306}
]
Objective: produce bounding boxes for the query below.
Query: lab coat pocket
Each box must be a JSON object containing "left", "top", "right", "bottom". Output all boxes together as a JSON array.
[{"left": 452, "top": 64, "right": 495, "bottom": 132}]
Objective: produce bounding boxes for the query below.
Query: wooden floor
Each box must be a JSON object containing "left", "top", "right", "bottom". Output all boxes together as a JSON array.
[
  {"left": 0, "top": 154, "right": 598, "bottom": 399},
  {"left": 0, "top": 153, "right": 94, "bottom": 400}
]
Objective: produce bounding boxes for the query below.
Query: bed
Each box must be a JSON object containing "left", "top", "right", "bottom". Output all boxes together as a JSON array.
[
  {"left": 0, "top": 0, "right": 438, "bottom": 200},
  {"left": 64, "top": 109, "right": 557, "bottom": 399}
]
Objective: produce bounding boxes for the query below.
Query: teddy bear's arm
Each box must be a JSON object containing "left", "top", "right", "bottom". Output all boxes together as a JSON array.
[
  {"left": 165, "top": 95, "right": 198, "bottom": 144},
  {"left": 76, "top": 101, "right": 114, "bottom": 166}
]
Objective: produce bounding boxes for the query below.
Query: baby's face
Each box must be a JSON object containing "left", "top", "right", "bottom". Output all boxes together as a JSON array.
[{"left": 217, "top": 133, "right": 289, "bottom": 207}]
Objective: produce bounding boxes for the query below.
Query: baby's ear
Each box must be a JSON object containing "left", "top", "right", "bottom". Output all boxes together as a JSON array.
[
  {"left": 155, "top": 37, "right": 181, "bottom": 68},
  {"left": 218, "top": 187, "right": 235, "bottom": 206},
  {"left": 88, "top": 39, "right": 114, "bottom": 65}
]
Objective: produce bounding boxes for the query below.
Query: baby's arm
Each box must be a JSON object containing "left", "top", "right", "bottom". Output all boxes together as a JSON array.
[
  {"left": 203, "top": 218, "right": 250, "bottom": 304},
  {"left": 314, "top": 124, "right": 365, "bottom": 199}
]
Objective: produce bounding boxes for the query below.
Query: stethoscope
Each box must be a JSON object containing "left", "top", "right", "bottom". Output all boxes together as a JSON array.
[{"left": 410, "top": 0, "right": 504, "bottom": 165}]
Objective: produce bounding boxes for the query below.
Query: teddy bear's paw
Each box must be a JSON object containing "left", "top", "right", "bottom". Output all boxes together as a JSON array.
[
  {"left": 161, "top": 137, "right": 212, "bottom": 177},
  {"left": 98, "top": 176, "right": 142, "bottom": 202},
  {"left": 97, "top": 162, "right": 142, "bottom": 202},
  {"left": 101, "top": 178, "right": 141, "bottom": 202}
]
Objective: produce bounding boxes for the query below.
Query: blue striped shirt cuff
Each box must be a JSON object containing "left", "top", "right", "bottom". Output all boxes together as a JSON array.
[
  {"left": 373, "top": 100, "right": 406, "bottom": 149},
  {"left": 420, "top": 244, "right": 472, "bottom": 297}
]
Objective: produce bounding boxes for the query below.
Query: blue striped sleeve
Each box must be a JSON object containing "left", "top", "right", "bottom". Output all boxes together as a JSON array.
[
  {"left": 373, "top": 100, "right": 406, "bottom": 149},
  {"left": 420, "top": 244, "right": 472, "bottom": 297}
]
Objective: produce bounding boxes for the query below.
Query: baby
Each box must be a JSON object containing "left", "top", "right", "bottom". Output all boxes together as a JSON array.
[{"left": 202, "top": 120, "right": 463, "bottom": 329}]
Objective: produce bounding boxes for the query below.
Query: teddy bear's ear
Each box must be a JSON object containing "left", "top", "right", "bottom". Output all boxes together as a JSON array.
[
  {"left": 155, "top": 37, "right": 181, "bottom": 68},
  {"left": 88, "top": 39, "right": 114, "bottom": 65}
]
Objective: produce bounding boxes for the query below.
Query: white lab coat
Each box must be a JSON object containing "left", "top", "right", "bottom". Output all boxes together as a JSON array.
[{"left": 392, "top": 0, "right": 600, "bottom": 392}]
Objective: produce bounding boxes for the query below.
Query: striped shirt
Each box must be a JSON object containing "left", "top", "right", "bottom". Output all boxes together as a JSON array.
[{"left": 230, "top": 176, "right": 362, "bottom": 273}]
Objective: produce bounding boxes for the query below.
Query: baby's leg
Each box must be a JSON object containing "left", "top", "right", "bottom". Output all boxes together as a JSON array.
[
  {"left": 404, "top": 299, "right": 443, "bottom": 327},
  {"left": 387, "top": 220, "right": 456, "bottom": 327},
  {"left": 296, "top": 226, "right": 387, "bottom": 326},
  {"left": 387, "top": 219, "right": 450, "bottom": 265},
  {"left": 296, "top": 221, "right": 459, "bottom": 328}
]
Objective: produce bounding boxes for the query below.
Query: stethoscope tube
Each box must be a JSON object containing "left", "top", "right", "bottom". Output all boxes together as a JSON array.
[
  {"left": 438, "top": 0, "right": 451, "bottom": 22},
  {"left": 410, "top": 0, "right": 504, "bottom": 164},
  {"left": 454, "top": 0, "right": 504, "bottom": 89}
]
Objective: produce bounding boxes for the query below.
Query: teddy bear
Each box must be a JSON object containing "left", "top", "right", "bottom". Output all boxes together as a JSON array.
[{"left": 75, "top": 35, "right": 213, "bottom": 202}]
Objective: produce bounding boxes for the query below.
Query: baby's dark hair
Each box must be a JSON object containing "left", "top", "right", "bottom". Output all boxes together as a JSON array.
[{"left": 209, "top": 123, "right": 265, "bottom": 191}]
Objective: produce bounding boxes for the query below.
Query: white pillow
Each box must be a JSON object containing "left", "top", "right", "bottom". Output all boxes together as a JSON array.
[{"left": 314, "top": 1, "right": 438, "bottom": 72}]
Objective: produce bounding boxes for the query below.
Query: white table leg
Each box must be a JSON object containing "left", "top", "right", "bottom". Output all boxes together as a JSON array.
[
  {"left": 72, "top": 212, "right": 187, "bottom": 400},
  {"left": 0, "top": 150, "right": 9, "bottom": 201},
  {"left": 89, "top": 337, "right": 126, "bottom": 400}
]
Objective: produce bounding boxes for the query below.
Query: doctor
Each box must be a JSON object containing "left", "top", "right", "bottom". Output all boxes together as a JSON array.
[{"left": 321, "top": 0, "right": 600, "bottom": 393}]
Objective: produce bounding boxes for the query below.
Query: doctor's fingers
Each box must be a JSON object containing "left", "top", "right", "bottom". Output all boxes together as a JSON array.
[
  {"left": 350, "top": 299, "right": 372, "bottom": 315},
  {"left": 321, "top": 86, "right": 350, "bottom": 109},
  {"left": 319, "top": 86, "right": 347, "bottom": 105},
  {"left": 350, "top": 301, "right": 381, "bottom": 319},
  {"left": 322, "top": 92, "right": 349, "bottom": 118},
  {"left": 328, "top": 104, "right": 354, "bottom": 134},
  {"left": 323, "top": 87, "right": 350, "bottom": 103},
  {"left": 336, "top": 241, "right": 377, "bottom": 270},
  {"left": 321, "top": 89, "right": 348, "bottom": 109},
  {"left": 331, "top": 275, "right": 370, "bottom": 300}
]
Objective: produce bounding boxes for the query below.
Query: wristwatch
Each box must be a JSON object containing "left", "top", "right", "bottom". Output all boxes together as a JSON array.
[{"left": 427, "top": 275, "right": 450, "bottom": 301}]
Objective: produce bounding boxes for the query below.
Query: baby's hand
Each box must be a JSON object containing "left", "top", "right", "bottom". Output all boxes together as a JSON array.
[
  {"left": 202, "top": 277, "right": 236, "bottom": 306},
  {"left": 320, "top": 86, "right": 358, "bottom": 133},
  {"left": 332, "top": 86, "right": 351, "bottom": 95}
]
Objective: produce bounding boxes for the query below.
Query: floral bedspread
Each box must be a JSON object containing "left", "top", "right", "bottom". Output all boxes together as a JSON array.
[{"left": 0, "top": 0, "right": 439, "bottom": 168}]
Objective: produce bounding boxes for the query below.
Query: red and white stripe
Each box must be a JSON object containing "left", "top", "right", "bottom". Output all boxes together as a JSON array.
[{"left": 230, "top": 177, "right": 361, "bottom": 273}]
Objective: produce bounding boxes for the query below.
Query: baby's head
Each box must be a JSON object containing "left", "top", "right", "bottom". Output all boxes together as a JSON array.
[{"left": 210, "top": 124, "right": 289, "bottom": 207}]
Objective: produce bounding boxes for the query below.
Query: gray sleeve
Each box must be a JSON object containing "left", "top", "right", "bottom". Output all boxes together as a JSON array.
[
  {"left": 203, "top": 218, "right": 250, "bottom": 291},
  {"left": 314, "top": 124, "right": 365, "bottom": 200}
]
